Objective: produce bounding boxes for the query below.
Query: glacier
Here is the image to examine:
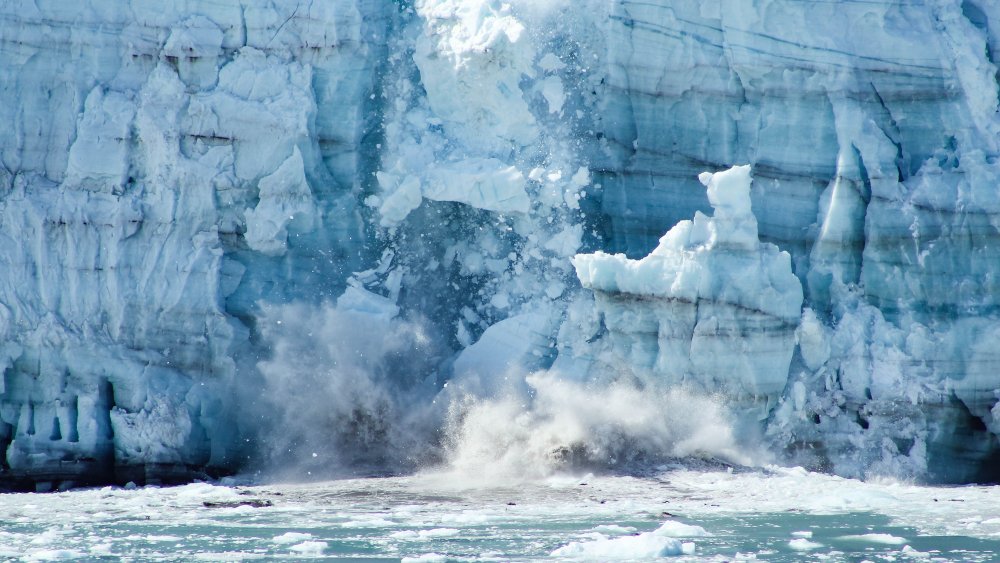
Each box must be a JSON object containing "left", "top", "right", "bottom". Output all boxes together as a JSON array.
[
  {"left": 3, "top": 0, "right": 1000, "bottom": 488},
  {"left": 572, "top": 165, "right": 803, "bottom": 419}
]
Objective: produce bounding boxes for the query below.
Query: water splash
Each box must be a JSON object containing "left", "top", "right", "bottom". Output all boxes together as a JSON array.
[
  {"left": 442, "top": 371, "right": 753, "bottom": 483},
  {"left": 251, "top": 0, "right": 754, "bottom": 482}
]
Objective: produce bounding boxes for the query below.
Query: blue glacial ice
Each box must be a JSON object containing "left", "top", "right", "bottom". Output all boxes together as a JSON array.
[
  {"left": 3, "top": 0, "right": 1000, "bottom": 487},
  {"left": 573, "top": 166, "right": 803, "bottom": 418}
]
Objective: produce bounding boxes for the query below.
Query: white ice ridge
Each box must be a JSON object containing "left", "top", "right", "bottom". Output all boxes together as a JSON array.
[
  {"left": 573, "top": 166, "right": 803, "bottom": 406},
  {"left": 575, "top": 166, "right": 802, "bottom": 323}
]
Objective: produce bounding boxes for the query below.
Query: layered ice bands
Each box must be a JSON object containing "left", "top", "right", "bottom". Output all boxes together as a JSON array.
[
  {"left": 574, "top": 166, "right": 803, "bottom": 414},
  {"left": 4, "top": 0, "right": 1000, "bottom": 488},
  {"left": 590, "top": 0, "right": 1000, "bottom": 482},
  {"left": 0, "top": 1, "right": 390, "bottom": 488}
]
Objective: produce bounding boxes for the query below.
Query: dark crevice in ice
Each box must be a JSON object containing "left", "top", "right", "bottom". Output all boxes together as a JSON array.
[
  {"left": 48, "top": 415, "right": 61, "bottom": 441},
  {"left": 66, "top": 396, "right": 79, "bottom": 443},
  {"left": 868, "top": 82, "right": 907, "bottom": 182},
  {"left": 97, "top": 377, "right": 115, "bottom": 441}
]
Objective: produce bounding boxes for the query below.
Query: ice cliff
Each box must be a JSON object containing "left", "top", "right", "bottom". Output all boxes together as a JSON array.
[
  {"left": 0, "top": 0, "right": 390, "bottom": 487},
  {"left": 573, "top": 166, "right": 803, "bottom": 418},
  {"left": 3, "top": 0, "right": 1000, "bottom": 488}
]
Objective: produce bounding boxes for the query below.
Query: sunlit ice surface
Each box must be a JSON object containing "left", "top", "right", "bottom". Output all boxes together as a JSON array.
[{"left": 3, "top": 464, "right": 1000, "bottom": 561}]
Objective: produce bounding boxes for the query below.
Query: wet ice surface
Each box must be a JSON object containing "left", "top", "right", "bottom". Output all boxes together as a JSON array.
[{"left": 3, "top": 466, "right": 1000, "bottom": 561}]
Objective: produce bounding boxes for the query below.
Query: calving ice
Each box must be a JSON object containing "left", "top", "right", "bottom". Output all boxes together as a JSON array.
[
  {"left": 2, "top": 0, "right": 1000, "bottom": 494},
  {"left": 572, "top": 165, "right": 803, "bottom": 418}
]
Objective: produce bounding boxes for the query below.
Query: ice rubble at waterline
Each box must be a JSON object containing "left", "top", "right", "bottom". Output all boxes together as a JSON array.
[
  {"left": 6, "top": 467, "right": 1000, "bottom": 560},
  {"left": 3, "top": 0, "right": 1000, "bottom": 487}
]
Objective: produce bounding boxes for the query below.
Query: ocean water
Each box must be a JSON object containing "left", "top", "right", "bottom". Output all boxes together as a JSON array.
[{"left": 3, "top": 464, "right": 1000, "bottom": 561}]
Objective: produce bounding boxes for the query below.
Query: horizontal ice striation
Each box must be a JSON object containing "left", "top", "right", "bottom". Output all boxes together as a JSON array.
[
  {"left": 0, "top": 0, "right": 389, "bottom": 488},
  {"left": 5, "top": 0, "right": 1000, "bottom": 486},
  {"left": 596, "top": 0, "right": 994, "bottom": 259},
  {"left": 573, "top": 166, "right": 802, "bottom": 416},
  {"left": 589, "top": 0, "right": 1000, "bottom": 482}
]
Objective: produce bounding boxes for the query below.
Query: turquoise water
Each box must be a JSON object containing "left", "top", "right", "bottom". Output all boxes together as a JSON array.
[{"left": 2, "top": 466, "right": 999, "bottom": 561}]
